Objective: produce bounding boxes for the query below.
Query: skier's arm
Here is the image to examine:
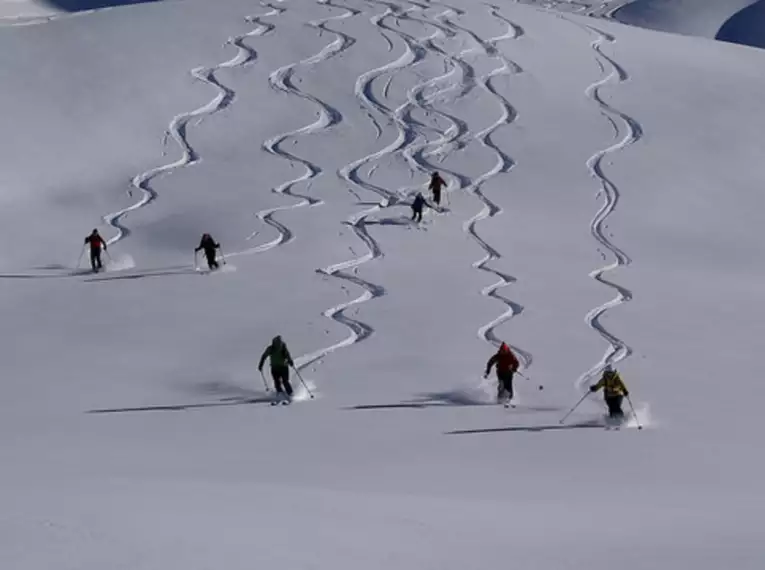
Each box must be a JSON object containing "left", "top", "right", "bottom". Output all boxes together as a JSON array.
[
  {"left": 258, "top": 347, "right": 271, "bottom": 371},
  {"left": 618, "top": 376, "right": 629, "bottom": 396},
  {"left": 100, "top": 237, "right": 107, "bottom": 250},
  {"left": 590, "top": 377, "right": 605, "bottom": 392},
  {"left": 284, "top": 347, "right": 294, "bottom": 367},
  {"left": 485, "top": 354, "right": 498, "bottom": 376}
]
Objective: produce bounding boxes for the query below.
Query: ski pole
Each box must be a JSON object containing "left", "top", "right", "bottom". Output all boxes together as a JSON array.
[
  {"left": 559, "top": 392, "right": 590, "bottom": 424},
  {"left": 218, "top": 245, "right": 227, "bottom": 265},
  {"left": 517, "top": 370, "right": 544, "bottom": 391},
  {"left": 626, "top": 395, "right": 643, "bottom": 430},
  {"left": 104, "top": 249, "right": 113, "bottom": 262},
  {"left": 291, "top": 364, "right": 314, "bottom": 399},
  {"left": 260, "top": 369, "right": 270, "bottom": 392},
  {"left": 76, "top": 245, "right": 86, "bottom": 268},
  {"left": 193, "top": 250, "right": 198, "bottom": 270}
]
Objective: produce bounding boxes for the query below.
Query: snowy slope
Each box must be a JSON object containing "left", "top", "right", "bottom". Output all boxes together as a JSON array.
[{"left": 2, "top": 0, "right": 765, "bottom": 568}]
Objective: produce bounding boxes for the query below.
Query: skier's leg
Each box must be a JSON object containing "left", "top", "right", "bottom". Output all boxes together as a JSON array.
[
  {"left": 282, "top": 368, "right": 293, "bottom": 397},
  {"left": 606, "top": 396, "right": 624, "bottom": 418},
  {"left": 504, "top": 373, "right": 514, "bottom": 400},
  {"left": 205, "top": 251, "right": 216, "bottom": 270},
  {"left": 89, "top": 250, "right": 97, "bottom": 271},
  {"left": 271, "top": 369, "right": 284, "bottom": 393},
  {"left": 613, "top": 396, "right": 624, "bottom": 417},
  {"left": 96, "top": 250, "right": 103, "bottom": 269}
]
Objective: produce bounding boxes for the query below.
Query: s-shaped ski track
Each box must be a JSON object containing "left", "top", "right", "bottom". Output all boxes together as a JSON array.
[
  {"left": 569, "top": 21, "right": 641, "bottom": 390},
  {"left": 233, "top": 0, "right": 357, "bottom": 259},
  {"left": 458, "top": 6, "right": 532, "bottom": 369},
  {"left": 102, "top": 7, "right": 282, "bottom": 246}
]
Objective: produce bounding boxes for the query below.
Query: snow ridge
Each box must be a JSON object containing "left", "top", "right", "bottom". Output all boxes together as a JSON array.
[
  {"left": 573, "top": 21, "right": 641, "bottom": 389},
  {"left": 102, "top": 10, "right": 277, "bottom": 246},
  {"left": 459, "top": 6, "right": 532, "bottom": 368}
]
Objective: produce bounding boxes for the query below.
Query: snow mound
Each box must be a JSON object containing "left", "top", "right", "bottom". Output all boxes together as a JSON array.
[
  {"left": 613, "top": 0, "right": 760, "bottom": 41},
  {"left": 716, "top": 0, "right": 765, "bottom": 48}
]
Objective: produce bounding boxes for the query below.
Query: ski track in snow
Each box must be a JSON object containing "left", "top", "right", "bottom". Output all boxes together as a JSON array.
[
  {"left": 455, "top": 6, "right": 532, "bottom": 369},
  {"left": 570, "top": 20, "right": 641, "bottom": 390},
  {"left": 302, "top": 0, "right": 477, "bottom": 369},
  {"left": 102, "top": 7, "right": 283, "bottom": 246},
  {"left": 233, "top": 0, "right": 356, "bottom": 259}
]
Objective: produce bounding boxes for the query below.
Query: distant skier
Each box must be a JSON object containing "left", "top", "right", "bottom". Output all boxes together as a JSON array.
[
  {"left": 84, "top": 229, "right": 107, "bottom": 272},
  {"left": 258, "top": 335, "right": 295, "bottom": 400},
  {"left": 589, "top": 365, "right": 629, "bottom": 419},
  {"left": 195, "top": 233, "right": 220, "bottom": 270},
  {"left": 428, "top": 171, "right": 446, "bottom": 207},
  {"left": 411, "top": 192, "right": 427, "bottom": 223},
  {"left": 484, "top": 342, "right": 519, "bottom": 404}
]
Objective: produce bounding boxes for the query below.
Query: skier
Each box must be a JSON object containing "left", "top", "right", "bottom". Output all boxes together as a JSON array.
[
  {"left": 194, "top": 233, "right": 220, "bottom": 270},
  {"left": 589, "top": 365, "right": 629, "bottom": 419},
  {"left": 411, "top": 192, "right": 427, "bottom": 223},
  {"left": 84, "top": 229, "right": 107, "bottom": 272},
  {"left": 258, "top": 335, "right": 295, "bottom": 401},
  {"left": 428, "top": 171, "right": 446, "bottom": 207},
  {"left": 484, "top": 342, "right": 519, "bottom": 404}
]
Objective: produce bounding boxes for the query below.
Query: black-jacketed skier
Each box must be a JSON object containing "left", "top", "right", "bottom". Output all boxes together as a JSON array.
[
  {"left": 84, "top": 229, "right": 107, "bottom": 272},
  {"left": 195, "top": 233, "right": 220, "bottom": 270},
  {"left": 429, "top": 171, "right": 446, "bottom": 207},
  {"left": 411, "top": 192, "right": 427, "bottom": 223},
  {"left": 589, "top": 365, "right": 629, "bottom": 419},
  {"left": 258, "top": 336, "right": 295, "bottom": 400},
  {"left": 484, "top": 342, "right": 520, "bottom": 403}
]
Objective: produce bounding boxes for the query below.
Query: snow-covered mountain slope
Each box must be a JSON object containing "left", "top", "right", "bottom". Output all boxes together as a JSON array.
[{"left": 2, "top": 0, "right": 764, "bottom": 568}]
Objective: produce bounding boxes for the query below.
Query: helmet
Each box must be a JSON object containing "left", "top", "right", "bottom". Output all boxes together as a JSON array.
[
  {"left": 272, "top": 335, "right": 283, "bottom": 347},
  {"left": 604, "top": 364, "right": 614, "bottom": 373},
  {"left": 91, "top": 229, "right": 99, "bottom": 234},
  {"left": 499, "top": 343, "right": 510, "bottom": 354}
]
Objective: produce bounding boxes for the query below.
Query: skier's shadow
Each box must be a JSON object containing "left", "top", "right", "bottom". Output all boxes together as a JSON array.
[
  {"left": 446, "top": 421, "right": 604, "bottom": 435},
  {"left": 84, "top": 264, "right": 196, "bottom": 282},
  {"left": 348, "top": 391, "right": 493, "bottom": 411},
  {"left": 88, "top": 381, "right": 274, "bottom": 414},
  {"left": 87, "top": 397, "right": 274, "bottom": 414}
]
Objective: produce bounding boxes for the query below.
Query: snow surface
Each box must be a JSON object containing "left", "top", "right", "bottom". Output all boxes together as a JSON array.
[{"left": 2, "top": 0, "right": 765, "bottom": 568}]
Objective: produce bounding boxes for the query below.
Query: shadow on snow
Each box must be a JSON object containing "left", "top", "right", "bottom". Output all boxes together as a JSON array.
[
  {"left": 446, "top": 421, "right": 604, "bottom": 435},
  {"left": 87, "top": 396, "right": 275, "bottom": 414},
  {"left": 43, "top": 0, "right": 160, "bottom": 12}
]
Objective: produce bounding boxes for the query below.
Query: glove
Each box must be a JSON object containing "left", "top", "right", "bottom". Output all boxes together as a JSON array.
[
  {"left": 589, "top": 385, "right": 597, "bottom": 392},
  {"left": 483, "top": 373, "right": 489, "bottom": 380},
  {"left": 623, "top": 391, "right": 629, "bottom": 397}
]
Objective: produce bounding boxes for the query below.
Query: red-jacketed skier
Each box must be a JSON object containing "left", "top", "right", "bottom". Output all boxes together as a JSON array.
[
  {"left": 484, "top": 342, "right": 520, "bottom": 404},
  {"left": 84, "top": 229, "right": 107, "bottom": 272},
  {"left": 429, "top": 171, "right": 446, "bottom": 207}
]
